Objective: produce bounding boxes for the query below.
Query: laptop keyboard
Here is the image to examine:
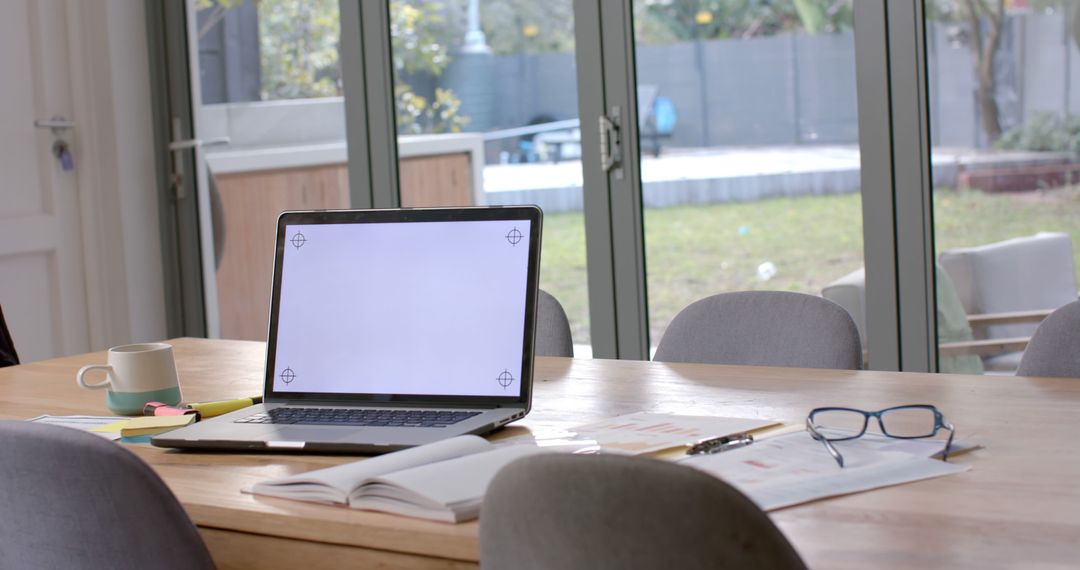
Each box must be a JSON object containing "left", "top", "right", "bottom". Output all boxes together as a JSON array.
[{"left": 235, "top": 408, "right": 481, "bottom": 428}]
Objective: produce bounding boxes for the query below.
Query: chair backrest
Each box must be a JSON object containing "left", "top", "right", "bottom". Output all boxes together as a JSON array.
[
  {"left": 821, "top": 267, "right": 866, "bottom": 347},
  {"left": 0, "top": 304, "right": 18, "bottom": 367},
  {"left": 480, "top": 454, "right": 807, "bottom": 570},
  {"left": 535, "top": 289, "right": 573, "bottom": 357},
  {"left": 822, "top": 267, "right": 987, "bottom": 374},
  {"left": 653, "top": 291, "right": 862, "bottom": 369},
  {"left": 0, "top": 421, "right": 215, "bottom": 570},
  {"left": 939, "top": 232, "right": 1079, "bottom": 339},
  {"left": 1017, "top": 300, "right": 1080, "bottom": 378}
]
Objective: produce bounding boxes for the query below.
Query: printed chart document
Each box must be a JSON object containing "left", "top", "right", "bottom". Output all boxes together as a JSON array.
[
  {"left": 249, "top": 435, "right": 547, "bottom": 523},
  {"left": 501, "top": 412, "right": 779, "bottom": 455},
  {"left": 681, "top": 431, "right": 970, "bottom": 511}
]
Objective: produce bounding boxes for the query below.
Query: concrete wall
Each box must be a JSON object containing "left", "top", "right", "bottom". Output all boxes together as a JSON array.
[
  {"left": 432, "top": 13, "right": 1080, "bottom": 151},
  {"left": 201, "top": 11, "right": 1080, "bottom": 152}
]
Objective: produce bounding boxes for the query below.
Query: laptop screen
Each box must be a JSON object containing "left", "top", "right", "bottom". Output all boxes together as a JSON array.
[{"left": 264, "top": 208, "right": 540, "bottom": 404}]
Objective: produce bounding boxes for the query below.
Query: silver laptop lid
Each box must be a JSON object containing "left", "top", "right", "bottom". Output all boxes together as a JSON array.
[{"left": 263, "top": 207, "right": 541, "bottom": 409}]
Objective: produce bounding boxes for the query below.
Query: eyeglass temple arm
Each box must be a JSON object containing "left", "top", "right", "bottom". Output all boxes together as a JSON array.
[
  {"left": 806, "top": 418, "right": 845, "bottom": 468},
  {"left": 941, "top": 421, "right": 956, "bottom": 462}
]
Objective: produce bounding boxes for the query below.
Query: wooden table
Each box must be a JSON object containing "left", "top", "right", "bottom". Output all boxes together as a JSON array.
[{"left": 2, "top": 338, "right": 1078, "bottom": 569}]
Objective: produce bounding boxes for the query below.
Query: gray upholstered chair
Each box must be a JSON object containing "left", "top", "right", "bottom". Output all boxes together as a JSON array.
[
  {"left": 822, "top": 265, "right": 986, "bottom": 373},
  {"left": 480, "top": 453, "right": 806, "bottom": 570},
  {"left": 1017, "top": 300, "right": 1080, "bottom": 378},
  {"left": 653, "top": 291, "right": 862, "bottom": 369},
  {"left": 939, "top": 232, "right": 1079, "bottom": 372},
  {"left": 536, "top": 289, "right": 573, "bottom": 357},
  {"left": 0, "top": 421, "right": 215, "bottom": 569}
]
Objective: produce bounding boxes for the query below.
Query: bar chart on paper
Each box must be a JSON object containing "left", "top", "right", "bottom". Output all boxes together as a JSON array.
[{"left": 569, "top": 412, "right": 779, "bottom": 454}]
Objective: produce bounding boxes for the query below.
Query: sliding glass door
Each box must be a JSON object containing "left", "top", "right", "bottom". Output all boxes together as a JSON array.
[
  {"left": 386, "top": 0, "right": 594, "bottom": 353},
  {"left": 158, "top": 0, "right": 961, "bottom": 370},
  {"left": 924, "top": 2, "right": 1080, "bottom": 374},
  {"left": 630, "top": 1, "right": 873, "bottom": 359}
]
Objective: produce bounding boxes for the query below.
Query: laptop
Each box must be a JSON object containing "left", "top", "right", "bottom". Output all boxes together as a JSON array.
[{"left": 153, "top": 206, "right": 542, "bottom": 453}]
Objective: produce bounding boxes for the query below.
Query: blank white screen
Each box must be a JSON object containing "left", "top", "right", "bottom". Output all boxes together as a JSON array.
[{"left": 271, "top": 219, "right": 531, "bottom": 397}]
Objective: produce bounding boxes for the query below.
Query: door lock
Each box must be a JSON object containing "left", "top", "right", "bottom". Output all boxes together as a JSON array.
[{"left": 598, "top": 106, "right": 622, "bottom": 178}]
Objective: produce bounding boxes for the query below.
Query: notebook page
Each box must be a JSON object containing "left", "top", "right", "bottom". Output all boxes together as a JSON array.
[
  {"left": 252, "top": 435, "right": 493, "bottom": 504},
  {"left": 351, "top": 446, "right": 548, "bottom": 521}
]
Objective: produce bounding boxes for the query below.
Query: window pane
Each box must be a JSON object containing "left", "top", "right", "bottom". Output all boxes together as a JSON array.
[
  {"left": 633, "top": 1, "right": 867, "bottom": 360},
  {"left": 388, "top": 0, "right": 591, "bottom": 354},
  {"left": 195, "top": 0, "right": 349, "bottom": 340},
  {"left": 925, "top": 2, "right": 1080, "bottom": 374}
]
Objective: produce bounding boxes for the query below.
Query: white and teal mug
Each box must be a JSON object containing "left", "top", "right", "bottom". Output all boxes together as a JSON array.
[{"left": 76, "top": 343, "right": 182, "bottom": 415}]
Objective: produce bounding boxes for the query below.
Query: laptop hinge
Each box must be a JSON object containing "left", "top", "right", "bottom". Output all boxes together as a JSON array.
[{"left": 270, "top": 399, "right": 509, "bottom": 409}]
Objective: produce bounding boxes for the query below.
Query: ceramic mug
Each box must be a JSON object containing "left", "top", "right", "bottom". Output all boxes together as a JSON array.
[{"left": 76, "top": 343, "right": 182, "bottom": 415}]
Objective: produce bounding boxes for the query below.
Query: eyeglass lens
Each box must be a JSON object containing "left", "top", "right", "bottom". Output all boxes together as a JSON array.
[
  {"left": 809, "top": 410, "right": 867, "bottom": 440},
  {"left": 878, "top": 407, "right": 938, "bottom": 438},
  {"left": 811, "top": 406, "right": 939, "bottom": 440}
]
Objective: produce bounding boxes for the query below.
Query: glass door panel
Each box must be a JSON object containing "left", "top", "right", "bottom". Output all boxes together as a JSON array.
[
  {"left": 193, "top": 0, "right": 349, "bottom": 340},
  {"left": 925, "top": 2, "right": 1080, "bottom": 374},
  {"left": 632, "top": 2, "right": 869, "bottom": 359},
  {"left": 388, "top": 0, "right": 591, "bottom": 354}
]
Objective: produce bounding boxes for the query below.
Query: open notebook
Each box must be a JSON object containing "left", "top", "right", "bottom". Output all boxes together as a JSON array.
[{"left": 248, "top": 435, "right": 546, "bottom": 523}]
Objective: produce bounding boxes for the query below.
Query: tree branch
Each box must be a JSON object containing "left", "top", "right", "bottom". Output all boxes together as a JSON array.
[
  {"left": 198, "top": 6, "right": 227, "bottom": 40},
  {"left": 961, "top": 0, "right": 984, "bottom": 60}
]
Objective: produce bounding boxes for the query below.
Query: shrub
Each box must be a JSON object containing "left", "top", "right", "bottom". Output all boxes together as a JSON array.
[{"left": 997, "top": 112, "right": 1080, "bottom": 153}]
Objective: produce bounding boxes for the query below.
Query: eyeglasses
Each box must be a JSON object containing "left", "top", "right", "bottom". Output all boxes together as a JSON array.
[{"left": 806, "top": 405, "right": 955, "bottom": 468}]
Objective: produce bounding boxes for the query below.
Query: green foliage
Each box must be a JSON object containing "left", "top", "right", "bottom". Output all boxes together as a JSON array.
[
  {"left": 473, "top": 1, "right": 576, "bottom": 54},
  {"left": 542, "top": 187, "right": 1080, "bottom": 345},
  {"left": 634, "top": 0, "right": 852, "bottom": 46},
  {"left": 396, "top": 86, "right": 470, "bottom": 134},
  {"left": 257, "top": 0, "right": 342, "bottom": 100},
  {"left": 199, "top": 0, "right": 469, "bottom": 132},
  {"left": 390, "top": 2, "right": 451, "bottom": 75},
  {"left": 389, "top": 1, "right": 469, "bottom": 134},
  {"left": 997, "top": 113, "right": 1080, "bottom": 153}
]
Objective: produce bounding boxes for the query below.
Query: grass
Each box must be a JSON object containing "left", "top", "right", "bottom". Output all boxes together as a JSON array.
[{"left": 539, "top": 186, "right": 1080, "bottom": 346}]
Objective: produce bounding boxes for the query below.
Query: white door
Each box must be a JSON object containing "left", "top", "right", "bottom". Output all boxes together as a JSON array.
[{"left": 0, "top": 0, "right": 90, "bottom": 362}]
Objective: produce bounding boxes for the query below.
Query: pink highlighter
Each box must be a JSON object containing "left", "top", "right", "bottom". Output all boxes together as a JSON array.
[{"left": 144, "top": 401, "right": 201, "bottom": 421}]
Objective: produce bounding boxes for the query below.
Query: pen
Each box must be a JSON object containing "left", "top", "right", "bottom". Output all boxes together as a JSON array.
[
  {"left": 185, "top": 396, "right": 263, "bottom": 418},
  {"left": 686, "top": 433, "right": 754, "bottom": 456}
]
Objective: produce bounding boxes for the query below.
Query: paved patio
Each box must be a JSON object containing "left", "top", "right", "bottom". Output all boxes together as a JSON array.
[{"left": 483, "top": 145, "right": 1074, "bottom": 212}]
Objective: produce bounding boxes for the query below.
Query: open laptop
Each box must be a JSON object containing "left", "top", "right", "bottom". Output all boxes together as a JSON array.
[{"left": 153, "top": 206, "right": 542, "bottom": 453}]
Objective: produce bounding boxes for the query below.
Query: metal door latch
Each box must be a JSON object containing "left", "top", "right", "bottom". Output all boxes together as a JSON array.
[{"left": 598, "top": 106, "right": 622, "bottom": 177}]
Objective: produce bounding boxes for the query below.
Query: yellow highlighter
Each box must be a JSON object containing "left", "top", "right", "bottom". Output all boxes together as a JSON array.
[{"left": 186, "top": 396, "right": 263, "bottom": 418}]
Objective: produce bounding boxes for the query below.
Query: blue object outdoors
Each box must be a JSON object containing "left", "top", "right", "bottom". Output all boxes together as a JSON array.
[{"left": 653, "top": 96, "right": 678, "bottom": 135}]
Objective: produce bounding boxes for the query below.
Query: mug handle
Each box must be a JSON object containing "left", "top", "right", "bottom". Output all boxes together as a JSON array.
[{"left": 77, "top": 364, "right": 114, "bottom": 390}]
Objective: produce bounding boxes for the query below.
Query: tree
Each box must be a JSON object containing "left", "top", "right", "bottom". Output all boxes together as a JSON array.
[
  {"left": 390, "top": 1, "right": 468, "bottom": 134},
  {"left": 634, "top": 0, "right": 852, "bottom": 46},
  {"left": 934, "top": 0, "right": 1007, "bottom": 143},
  {"left": 197, "top": 0, "right": 468, "bottom": 133},
  {"left": 258, "top": 0, "right": 342, "bottom": 100},
  {"left": 195, "top": 0, "right": 253, "bottom": 40}
]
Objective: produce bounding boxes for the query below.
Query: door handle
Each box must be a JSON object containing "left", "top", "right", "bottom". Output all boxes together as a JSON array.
[
  {"left": 34, "top": 117, "right": 75, "bottom": 132},
  {"left": 598, "top": 106, "right": 621, "bottom": 174},
  {"left": 168, "top": 114, "right": 230, "bottom": 200},
  {"left": 168, "top": 137, "right": 230, "bottom": 151}
]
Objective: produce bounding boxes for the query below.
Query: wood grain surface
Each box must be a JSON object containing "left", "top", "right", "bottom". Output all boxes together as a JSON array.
[{"left": 2, "top": 338, "right": 1077, "bottom": 569}]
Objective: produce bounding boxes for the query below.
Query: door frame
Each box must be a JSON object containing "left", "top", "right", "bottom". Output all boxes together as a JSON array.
[{"left": 151, "top": 0, "right": 940, "bottom": 370}]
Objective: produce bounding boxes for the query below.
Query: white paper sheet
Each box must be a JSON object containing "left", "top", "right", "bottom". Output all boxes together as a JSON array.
[
  {"left": 681, "top": 431, "right": 970, "bottom": 510},
  {"left": 500, "top": 412, "right": 779, "bottom": 455},
  {"left": 26, "top": 415, "right": 126, "bottom": 440}
]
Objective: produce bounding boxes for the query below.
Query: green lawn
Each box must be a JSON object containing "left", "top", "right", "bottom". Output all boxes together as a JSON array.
[{"left": 539, "top": 186, "right": 1080, "bottom": 346}]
